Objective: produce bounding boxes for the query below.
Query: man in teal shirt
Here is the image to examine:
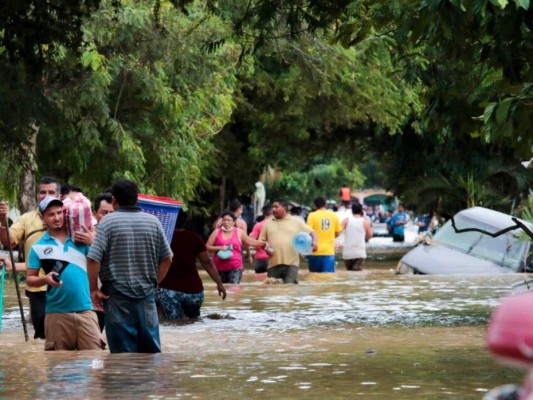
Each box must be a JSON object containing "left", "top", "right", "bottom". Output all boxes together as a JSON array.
[{"left": 27, "top": 196, "right": 103, "bottom": 351}]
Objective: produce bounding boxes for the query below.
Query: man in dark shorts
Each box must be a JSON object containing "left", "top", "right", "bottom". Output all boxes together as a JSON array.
[{"left": 259, "top": 199, "right": 317, "bottom": 284}]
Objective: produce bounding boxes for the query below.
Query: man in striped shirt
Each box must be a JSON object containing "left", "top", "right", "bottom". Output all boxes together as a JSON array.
[{"left": 87, "top": 179, "right": 172, "bottom": 353}]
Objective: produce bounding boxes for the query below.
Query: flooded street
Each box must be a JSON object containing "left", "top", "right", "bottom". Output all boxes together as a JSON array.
[{"left": 0, "top": 250, "right": 527, "bottom": 399}]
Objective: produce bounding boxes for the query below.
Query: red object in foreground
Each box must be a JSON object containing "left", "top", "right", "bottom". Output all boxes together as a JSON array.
[{"left": 486, "top": 292, "right": 533, "bottom": 369}]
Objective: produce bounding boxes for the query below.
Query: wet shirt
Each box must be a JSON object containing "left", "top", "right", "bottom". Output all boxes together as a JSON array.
[
  {"left": 212, "top": 228, "right": 243, "bottom": 272},
  {"left": 259, "top": 216, "right": 313, "bottom": 268},
  {"left": 10, "top": 210, "right": 47, "bottom": 292},
  {"left": 158, "top": 230, "right": 205, "bottom": 294},
  {"left": 250, "top": 219, "right": 269, "bottom": 260},
  {"left": 306, "top": 209, "right": 342, "bottom": 256},
  {"left": 28, "top": 232, "right": 91, "bottom": 313},
  {"left": 87, "top": 207, "right": 172, "bottom": 299},
  {"left": 391, "top": 211, "right": 408, "bottom": 236}
]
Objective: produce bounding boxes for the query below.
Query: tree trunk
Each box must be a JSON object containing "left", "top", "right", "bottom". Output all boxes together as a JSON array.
[
  {"left": 18, "top": 169, "right": 36, "bottom": 214},
  {"left": 18, "top": 125, "right": 38, "bottom": 214}
]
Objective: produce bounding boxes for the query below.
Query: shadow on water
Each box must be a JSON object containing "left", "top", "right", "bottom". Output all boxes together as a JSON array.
[{"left": 0, "top": 261, "right": 527, "bottom": 399}]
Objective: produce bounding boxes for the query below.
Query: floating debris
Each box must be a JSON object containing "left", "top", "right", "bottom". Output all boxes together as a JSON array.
[
  {"left": 205, "top": 313, "right": 235, "bottom": 320},
  {"left": 263, "top": 277, "right": 284, "bottom": 284}
]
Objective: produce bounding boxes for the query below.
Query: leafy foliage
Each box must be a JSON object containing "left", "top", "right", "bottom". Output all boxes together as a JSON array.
[{"left": 35, "top": 1, "right": 239, "bottom": 201}]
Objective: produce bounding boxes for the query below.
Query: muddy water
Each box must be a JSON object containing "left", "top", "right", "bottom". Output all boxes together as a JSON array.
[{"left": 0, "top": 262, "right": 527, "bottom": 399}]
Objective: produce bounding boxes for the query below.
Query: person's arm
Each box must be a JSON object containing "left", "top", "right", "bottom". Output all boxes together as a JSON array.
[
  {"left": 198, "top": 250, "right": 226, "bottom": 300},
  {"left": 240, "top": 229, "right": 267, "bottom": 248},
  {"left": 27, "top": 267, "right": 61, "bottom": 288},
  {"left": 206, "top": 229, "right": 230, "bottom": 252},
  {"left": 87, "top": 257, "right": 108, "bottom": 312},
  {"left": 334, "top": 215, "right": 342, "bottom": 238},
  {"left": 0, "top": 201, "right": 12, "bottom": 247},
  {"left": 342, "top": 217, "right": 350, "bottom": 230},
  {"left": 0, "top": 201, "right": 22, "bottom": 248},
  {"left": 364, "top": 220, "right": 373, "bottom": 241},
  {"left": 157, "top": 255, "right": 172, "bottom": 284},
  {"left": 0, "top": 257, "right": 27, "bottom": 272},
  {"left": 237, "top": 219, "right": 253, "bottom": 265},
  {"left": 310, "top": 230, "right": 318, "bottom": 252}
]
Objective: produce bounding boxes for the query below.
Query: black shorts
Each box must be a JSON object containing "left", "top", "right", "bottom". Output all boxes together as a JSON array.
[
  {"left": 392, "top": 234, "right": 405, "bottom": 242},
  {"left": 344, "top": 258, "right": 365, "bottom": 271},
  {"left": 254, "top": 259, "right": 268, "bottom": 274}
]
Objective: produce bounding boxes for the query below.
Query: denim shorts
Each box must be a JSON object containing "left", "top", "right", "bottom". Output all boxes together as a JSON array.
[{"left": 156, "top": 288, "right": 204, "bottom": 320}]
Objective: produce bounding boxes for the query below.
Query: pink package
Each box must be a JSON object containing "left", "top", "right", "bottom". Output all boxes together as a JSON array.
[{"left": 62, "top": 193, "right": 93, "bottom": 238}]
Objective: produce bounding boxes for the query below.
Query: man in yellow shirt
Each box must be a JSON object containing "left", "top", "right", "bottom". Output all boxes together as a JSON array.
[
  {"left": 306, "top": 197, "right": 342, "bottom": 272},
  {"left": 0, "top": 176, "right": 61, "bottom": 339}
]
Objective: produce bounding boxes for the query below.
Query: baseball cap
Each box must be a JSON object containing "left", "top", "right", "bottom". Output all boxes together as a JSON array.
[{"left": 39, "top": 196, "right": 63, "bottom": 214}]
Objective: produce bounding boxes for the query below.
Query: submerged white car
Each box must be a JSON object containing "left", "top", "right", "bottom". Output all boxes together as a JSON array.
[{"left": 397, "top": 207, "right": 533, "bottom": 274}]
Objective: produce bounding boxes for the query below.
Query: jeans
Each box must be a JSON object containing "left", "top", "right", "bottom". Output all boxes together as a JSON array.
[{"left": 104, "top": 293, "right": 161, "bottom": 353}]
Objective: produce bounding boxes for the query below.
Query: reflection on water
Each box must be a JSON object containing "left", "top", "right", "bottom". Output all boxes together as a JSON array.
[{"left": 0, "top": 267, "right": 526, "bottom": 399}]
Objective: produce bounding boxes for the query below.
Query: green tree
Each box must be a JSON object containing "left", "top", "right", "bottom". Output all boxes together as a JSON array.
[
  {"left": 0, "top": 1, "right": 101, "bottom": 211},
  {"left": 5, "top": 1, "right": 240, "bottom": 205},
  {"left": 267, "top": 157, "right": 365, "bottom": 205}
]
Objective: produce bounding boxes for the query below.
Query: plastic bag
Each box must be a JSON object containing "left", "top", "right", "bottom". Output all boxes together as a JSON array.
[
  {"left": 62, "top": 193, "right": 93, "bottom": 238},
  {"left": 217, "top": 244, "right": 233, "bottom": 260}
]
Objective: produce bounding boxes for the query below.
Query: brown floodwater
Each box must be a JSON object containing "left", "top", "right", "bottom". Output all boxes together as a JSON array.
[{"left": 0, "top": 254, "right": 527, "bottom": 399}]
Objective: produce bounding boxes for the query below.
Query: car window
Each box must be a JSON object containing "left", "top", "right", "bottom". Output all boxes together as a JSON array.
[{"left": 433, "top": 215, "right": 529, "bottom": 270}]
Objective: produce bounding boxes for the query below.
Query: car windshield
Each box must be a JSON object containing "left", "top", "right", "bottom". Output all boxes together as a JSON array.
[{"left": 432, "top": 214, "right": 529, "bottom": 271}]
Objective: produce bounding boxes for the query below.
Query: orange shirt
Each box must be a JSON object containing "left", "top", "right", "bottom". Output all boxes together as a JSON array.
[{"left": 340, "top": 187, "right": 351, "bottom": 202}]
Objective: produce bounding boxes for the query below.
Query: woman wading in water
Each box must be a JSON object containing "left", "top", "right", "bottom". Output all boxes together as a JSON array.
[{"left": 207, "top": 211, "right": 270, "bottom": 284}]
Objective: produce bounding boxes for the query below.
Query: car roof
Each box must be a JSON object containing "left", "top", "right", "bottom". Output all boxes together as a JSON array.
[{"left": 457, "top": 207, "right": 532, "bottom": 232}]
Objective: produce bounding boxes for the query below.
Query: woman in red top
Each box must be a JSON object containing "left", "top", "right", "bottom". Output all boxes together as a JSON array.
[{"left": 206, "top": 211, "right": 268, "bottom": 284}]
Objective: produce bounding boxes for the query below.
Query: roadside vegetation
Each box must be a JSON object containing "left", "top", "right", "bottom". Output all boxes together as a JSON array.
[{"left": 1, "top": 0, "right": 532, "bottom": 218}]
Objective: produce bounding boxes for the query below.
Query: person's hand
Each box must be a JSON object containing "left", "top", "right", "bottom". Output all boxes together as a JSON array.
[
  {"left": 217, "top": 283, "right": 227, "bottom": 300},
  {"left": 0, "top": 257, "right": 12, "bottom": 271},
  {"left": 46, "top": 272, "right": 62, "bottom": 288},
  {"left": 74, "top": 225, "right": 94, "bottom": 245},
  {"left": 0, "top": 201, "right": 9, "bottom": 223},
  {"left": 91, "top": 289, "right": 109, "bottom": 312},
  {"left": 312, "top": 242, "right": 318, "bottom": 252},
  {"left": 264, "top": 244, "right": 275, "bottom": 257}
]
